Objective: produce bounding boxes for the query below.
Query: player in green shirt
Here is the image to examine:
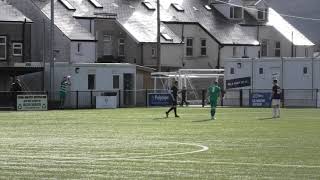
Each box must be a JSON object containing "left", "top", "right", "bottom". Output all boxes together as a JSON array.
[
  {"left": 208, "top": 81, "right": 221, "bottom": 120},
  {"left": 59, "top": 76, "right": 71, "bottom": 108}
]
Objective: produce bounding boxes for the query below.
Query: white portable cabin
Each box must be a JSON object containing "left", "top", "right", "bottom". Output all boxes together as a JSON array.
[
  {"left": 45, "top": 62, "right": 136, "bottom": 108},
  {"left": 224, "top": 57, "right": 320, "bottom": 107}
]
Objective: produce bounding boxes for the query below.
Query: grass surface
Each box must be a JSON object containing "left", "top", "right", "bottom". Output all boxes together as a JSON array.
[{"left": 0, "top": 107, "right": 320, "bottom": 179}]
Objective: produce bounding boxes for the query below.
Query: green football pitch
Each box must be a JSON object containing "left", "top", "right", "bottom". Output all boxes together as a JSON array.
[{"left": 0, "top": 107, "right": 320, "bottom": 179}]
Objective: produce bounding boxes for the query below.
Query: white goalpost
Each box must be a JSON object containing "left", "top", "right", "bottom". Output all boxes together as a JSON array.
[{"left": 151, "top": 69, "right": 224, "bottom": 105}]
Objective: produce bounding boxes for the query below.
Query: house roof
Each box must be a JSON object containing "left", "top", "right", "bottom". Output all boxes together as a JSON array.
[
  {"left": 0, "top": 1, "right": 32, "bottom": 23},
  {"left": 31, "top": 0, "right": 259, "bottom": 45},
  {"left": 71, "top": 0, "right": 182, "bottom": 44},
  {"left": 267, "top": 0, "right": 320, "bottom": 46},
  {"left": 266, "top": 8, "right": 314, "bottom": 46},
  {"left": 33, "top": 0, "right": 95, "bottom": 41},
  {"left": 161, "top": 0, "right": 259, "bottom": 45}
]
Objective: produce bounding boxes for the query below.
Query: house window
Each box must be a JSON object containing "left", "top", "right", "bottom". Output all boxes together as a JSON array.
[
  {"left": 88, "top": 0, "right": 103, "bottom": 8},
  {"left": 12, "top": 43, "right": 23, "bottom": 56},
  {"left": 151, "top": 47, "right": 156, "bottom": 57},
  {"left": 103, "top": 34, "right": 111, "bottom": 42},
  {"left": 186, "top": 38, "right": 193, "bottom": 57},
  {"left": 142, "top": 1, "right": 155, "bottom": 10},
  {"left": 161, "top": 33, "right": 173, "bottom": 41},
  {"left": 77, "top": 43, "right": 81, "bottom": 53},
  {"left": 275, "top": 41, "right": 281, "bottom": 57},
  {"left": 200, "top": 39, "right": 207, "bottom": 56},
  {"left": 232, "top": 47, "right": 237, "bottom": 57},
  {"left": 257, "top": 9, "right": 265, "bottom": 20},
  {"left": 261, "top": 39, "right": 268, "bottom": 57},
  {"left": 171, "top": 3, "right": 184, "bottom": 12},
  {"left": 303, "top": 67, "right": 308, "bottom": 75},
  {"left": 305, "top": 48, "right": 309, "bottom": 57},
  {"left": 113, "top": 75, "right": 120, "bottom": 89},
  {"left": 259, "top": 68, "right": 264, "bottom": 74},
  {"left": 88, "top": 74, "right": 96, "bottom": 90},
  {"left": 243, "top": 47, "right": 248, "bottom": 57},
  {"left": 118, "top": 38, "right": 125, "bottom": 56},
  {"left": 0, "top": 36, "right": 6, "bottom": 60},
  {"left": 58, "top": 0, "right": 76, "bottom": 10},
  {"left": 230, "top": 67, "right": 235, "bottom": 75},
  {"left": 204, "top": 5, "right": 211, "bottom": 11},
  {"left": 230, "top": 6, "right": 242, "bottom": 19}
]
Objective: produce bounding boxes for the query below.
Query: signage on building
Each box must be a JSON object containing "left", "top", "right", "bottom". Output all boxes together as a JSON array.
[
  {"left": 226, "top": 77, "right": 251, "bottom": 89},
  {"left": 17, "top": 95, "right": 48, "bottom": 111},
  {"left": 148, "top": 93, "right": 172, "bottom": 106},
  {"left": 96, "top": 96, "right": 117, "bottom": 109},
  {"left": 249, "top": 92, "right": 272, "bottom": 107}
]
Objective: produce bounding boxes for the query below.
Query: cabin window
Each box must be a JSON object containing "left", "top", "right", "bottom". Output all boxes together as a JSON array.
[
  {"left": 113, "top": 75, "right": 120, "bottom": 89},
  {"left": 88, "top": 74, "right": 96, "bottom": 90}
]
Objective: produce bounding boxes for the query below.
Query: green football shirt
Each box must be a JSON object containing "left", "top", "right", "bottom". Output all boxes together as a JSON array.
[{"left": 208, "top": 85, "right": 221, "bottom": 102}]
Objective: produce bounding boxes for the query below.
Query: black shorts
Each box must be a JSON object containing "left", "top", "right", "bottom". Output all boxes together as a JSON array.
[{"left": 170, "top": 97, "right": 177, "bottom": 106}]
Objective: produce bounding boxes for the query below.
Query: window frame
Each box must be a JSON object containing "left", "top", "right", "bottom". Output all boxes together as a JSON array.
[
  {"left": 12, "top": 42, "right": 23, "bottom": 57},
  {"left": 0, "top": 36, "right": 7, "bottom": 60},
  {"left": 118, "top": 38, "right": 125, "bottom": 57},
  {"left": 232, "top": 46, "right": 237, "bottom": 57},
  {"left": 257, "top": 8, "right": 266, "bottom": 20},
  {"left": 151, "top": 47, "right": 156, "bottom": 57},
  {"left": 261, "top": 39, "right": 268, "bottom": 57},
  {"left": 230, "top": 6, "right": 243, "bottom": 19},
  {"left": 186, "top": 38, "right": 193, "bottom": 57},
  {"left": 259, "top": 67, "right": 264, "bottom": 75},
  {"left": 58, "top": 0, "right": 76, "bottom": 11},
  {"left": 275, "top": 41, "right": 281, "bottom": 57},
  {"left": 113, "top": 75, "right": 120, "bottom": 89},
  {"left": 303, "top": 67, "right": 308, "bottom": 75},
  {"left": 171, "top": 3, "right": 184, "bottom": 12},
  {"left": 161, "top": 33, "right": 173, "bottom": 41},
  {"left": 77, "top": 43, "right": 81, "bottom": 53},
  {"left": 200, "top": 39, "right": 207, "bottom": 56},
  {"left": 142, "top": 1, "right": 156, "bottom": 10},
  {"left": 243, "top": 46, "right": 248, "bottom": 57},
  {"left": 88, "top": 74, "right": 96, "bottom": 90},
  {"left": 230, "top": 67, "right": 235, "bottom": 75},
  {"left": 88, "top": 0, "right": 103, "bottom": 8}
]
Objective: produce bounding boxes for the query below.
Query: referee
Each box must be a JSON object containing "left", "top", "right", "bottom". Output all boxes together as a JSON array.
[{"left": 166, "top": 81, "right": 180, "bottom": 118}]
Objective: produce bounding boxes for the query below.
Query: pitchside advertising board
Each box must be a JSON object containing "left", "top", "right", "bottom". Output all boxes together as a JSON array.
[
  {"left": 249, "top": 92, "right": 272, "bottom": 107},
  {"left": 17, "top": 95, "right": 48, "bottom": 111},
  {"left": 148, "top": 93, "right": 172, "bottom": 106},
  {"left": 226, "top": 77, "right": 251, "bottom": 89}
]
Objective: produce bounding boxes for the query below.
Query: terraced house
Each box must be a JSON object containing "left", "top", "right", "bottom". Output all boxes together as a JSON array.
[
  {"left": 0, "top": 0, "right": 43, "bottom": 91},
  {"left": 4, "top": 0, "right": 315, "bottom": 91}
]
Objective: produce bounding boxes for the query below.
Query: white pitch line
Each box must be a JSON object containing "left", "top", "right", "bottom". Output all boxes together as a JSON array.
[{"left": 122, "top": 142, "right": 209, "bottom": 159}]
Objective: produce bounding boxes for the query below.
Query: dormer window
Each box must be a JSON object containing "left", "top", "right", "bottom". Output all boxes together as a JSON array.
[
  {"left": 58, "top": 0, "right": 76, "bottom": 11},
  {"left": 204, "top": 5, "right": 212, "bottom": 11},
  {"left": 161, "top": 33, "right": 173, "bottom": 41},
  {"left": 171, "top": 3, "right": 184, "bottom": 12},
  {"left": 142, "top": 1, "right": 156, "bottom": 10},
  {"left": 230, "top": 6, "right": 242, "bottom": 19},
  {"left": 257, "top": 8, "right": 266, "bottom": 20},
  {"left": 88, "top": 0, "right": 103, "bottom": 8}
]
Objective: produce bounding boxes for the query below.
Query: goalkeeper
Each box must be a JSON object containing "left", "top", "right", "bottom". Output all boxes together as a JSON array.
[{"left": 208, "top": 81, "right": 221, "bottom": 120}]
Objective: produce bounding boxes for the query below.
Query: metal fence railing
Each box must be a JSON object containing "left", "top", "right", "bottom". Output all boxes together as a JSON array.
[{"left": 0, "top": 89, "right": 319, "bottom": 110}]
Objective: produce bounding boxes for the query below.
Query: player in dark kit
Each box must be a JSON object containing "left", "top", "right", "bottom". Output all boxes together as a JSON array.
[
  {"left": 272, "top": 79, "right": 281, "bottom": 118},
  {"left": 166, "top": 81, "right": 180, "bottom": 118}
]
